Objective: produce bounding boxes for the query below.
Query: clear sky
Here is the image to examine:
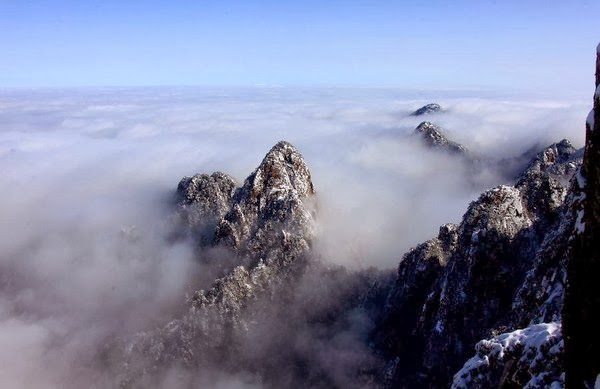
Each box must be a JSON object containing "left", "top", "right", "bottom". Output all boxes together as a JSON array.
[{"left": 0, "top": 0, "right": 598, "bottom": 94}]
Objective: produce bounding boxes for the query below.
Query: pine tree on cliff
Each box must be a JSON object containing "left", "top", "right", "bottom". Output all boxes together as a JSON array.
[{"left": 563, "top": 43, "right": 600, "bottom": 388}]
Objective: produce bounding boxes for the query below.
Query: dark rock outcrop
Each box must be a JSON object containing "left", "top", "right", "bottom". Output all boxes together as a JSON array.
[
  {"left": 411, "top": 103, "right": 442, "bottom": 116},
  {"left": 563, "top": 43, "right": 600, "bottom": 388},
  {"left": 174, "top": 171, "right": 237, "bottom": 244},
  {"left": 414, "top": 121, "right": 469, "bottom": 155},
  {"left": 375, "top": 137, "right": 582, "bottom": 387},
  {"left": 421, "top": 45, "right": 600, "bottom": 388},
  {"left": 515, "top": 139, "right": 581, "bottom": 224}
]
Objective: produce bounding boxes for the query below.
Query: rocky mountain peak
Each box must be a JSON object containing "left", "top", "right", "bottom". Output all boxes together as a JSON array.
[
  {"left": 414, "top": 121, "right": 468, "bottom": 155},
  {"left": 243, "top": 140, "right": 315, "bottom": 203},
  {"left": 519, "top": 138, "right": 580, "bottom": 178},
  {"left": 214, "top": 141, "right": 316, "bottom": 261},
  {"left": 411, "top": 103, "right": 442, "bottom": 116},
  {"left": 123, "top": 142, "right": 318, "bottom": 384},
  {"left": 515, "top": 139, "right": 583, "bottom": 223}
]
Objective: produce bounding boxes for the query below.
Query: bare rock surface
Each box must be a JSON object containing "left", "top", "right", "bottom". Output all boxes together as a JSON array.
[
  {"left": 375, "top": 136, "right": 582, "bottom": 387},
  {"left": 414, "top": 121, "right": 469, "bottom": 155},
  {"left": 174, "top": 171, "right": 237, "bottom": 244},
  {"left": 214, "top": 140, "right": 316, "bottom": 267}
]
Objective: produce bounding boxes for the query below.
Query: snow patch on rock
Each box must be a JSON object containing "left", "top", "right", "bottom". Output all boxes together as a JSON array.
[{"left": 452, "top": 323, "right": 563, "bottom": 389}]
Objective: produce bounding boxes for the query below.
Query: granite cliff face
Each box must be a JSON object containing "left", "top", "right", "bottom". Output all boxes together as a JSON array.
[
  {"left": 375, "top": 137, "right": 582, "bottom": 387},
  {"left": 174, "top": 172, "right": 237, "bottom": 245},
  {"left": 450, "top": 47, "right": 600, "bottom": 389}
]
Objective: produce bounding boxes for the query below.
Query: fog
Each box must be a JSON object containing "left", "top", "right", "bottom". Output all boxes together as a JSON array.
[{"left": 0, "top": 87, "right": 589, "bottom": 387}]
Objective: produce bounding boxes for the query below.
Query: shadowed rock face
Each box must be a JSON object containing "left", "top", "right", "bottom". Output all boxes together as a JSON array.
[
  {"left": 411, "top": 45, "right": 600, "bottom": 389},
  {"left": 174, "top": 171, "right": 237, "bottom": 244},
  {"left": 375, "top": 137, "right": 582, "bottom": 387},
  {"left": 564, "top": 43, "right": 600, "bottom": 388},
  {"left": 411, "top": 103, "right": 442, "bottom": 116},
  {"left": 516, "top": 139, "right": 580, "bottom": 214},
  {"left": 414, "top": 121, "right": 468, "bottom": 155}
]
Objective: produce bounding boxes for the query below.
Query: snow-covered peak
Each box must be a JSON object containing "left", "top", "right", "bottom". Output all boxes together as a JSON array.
[
  {"left": 411, "top": 103, "right": 442, "bottom": 116},
  {"left": 414, "top": 121, "right": 468, "bottom": 155}
]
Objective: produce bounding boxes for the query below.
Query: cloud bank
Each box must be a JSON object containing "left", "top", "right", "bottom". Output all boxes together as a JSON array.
[{"left": 0, "top": 87, "right": 589, "bottom": 387}]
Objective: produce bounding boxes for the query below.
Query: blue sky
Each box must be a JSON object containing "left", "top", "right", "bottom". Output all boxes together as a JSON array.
[{"left": 0, "top": 0, "right": 598, "bottom": 94}]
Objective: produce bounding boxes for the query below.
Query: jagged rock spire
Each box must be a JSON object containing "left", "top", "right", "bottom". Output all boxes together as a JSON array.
[
  {"left": 214, "top": 141, "right": 316, "bottom": 264},
  {"left": 174, "top": 141, "right": 316, "bottom": 262},
  {"left": 564, "top": 43, "right": 600, "bottom": 388}
]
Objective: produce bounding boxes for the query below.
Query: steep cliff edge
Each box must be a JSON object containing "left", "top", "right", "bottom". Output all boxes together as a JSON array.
[
  {"left": 376, "top": 136, "right": 582, "bottom": 387},
  {"left": 443, "top": 44, "right": 599, "bottom": 389},
  {"left": 563, "top": 43, "right": 600, "bottom": 388}
]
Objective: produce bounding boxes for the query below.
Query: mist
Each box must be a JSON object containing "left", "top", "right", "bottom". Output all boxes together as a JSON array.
[{"left": 0, "top": 87, "right": 589, "bottom": 387}]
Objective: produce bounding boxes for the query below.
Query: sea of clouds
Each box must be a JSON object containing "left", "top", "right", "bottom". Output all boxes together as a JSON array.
[{"left": 0, "top": 87, "right": 590, "bottom": 387}]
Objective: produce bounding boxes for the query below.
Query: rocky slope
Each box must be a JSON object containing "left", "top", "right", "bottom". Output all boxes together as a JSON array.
[
  {"left": 174, "top": 171, "right": 237, "bottom": 245},
  {"left": 382, "top": 45, "right": 599, "bottom": 388},
  {"left": 374, "top": 137, "right": 583, "bottom": 387},
  {"left": 414, "top": 121, "right": 469, "bottom": 156}
]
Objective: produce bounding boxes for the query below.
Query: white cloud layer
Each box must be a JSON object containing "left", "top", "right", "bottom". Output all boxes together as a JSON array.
[{"left": 0, "top": 87, "right": 589, "bottom": 387}]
